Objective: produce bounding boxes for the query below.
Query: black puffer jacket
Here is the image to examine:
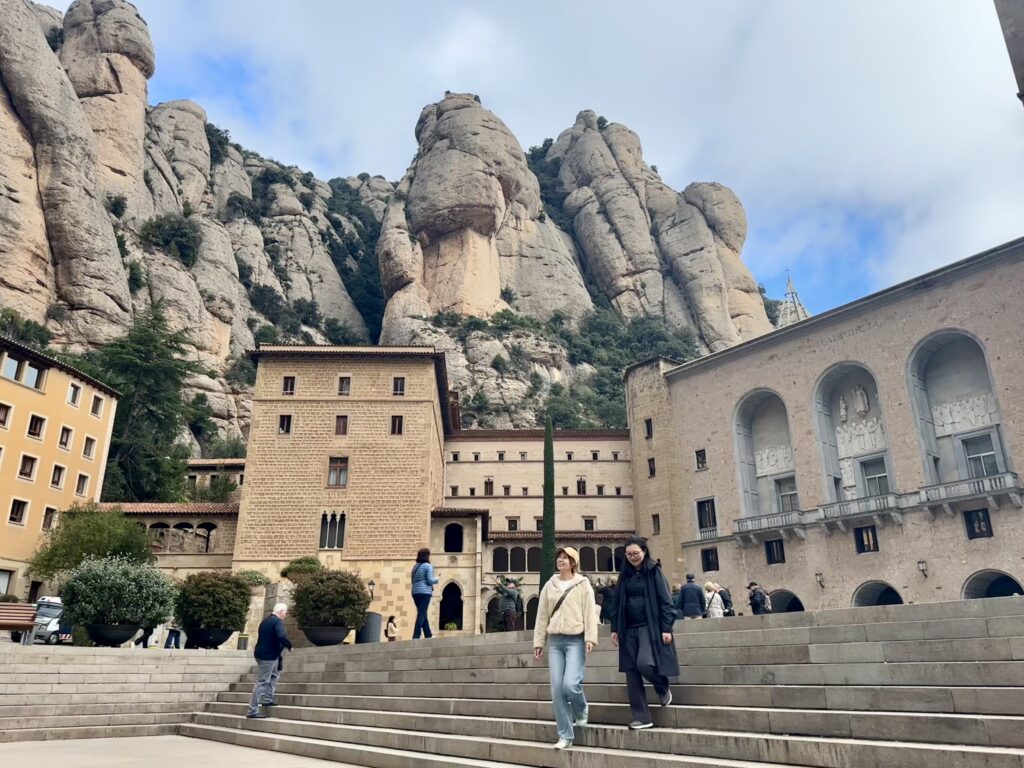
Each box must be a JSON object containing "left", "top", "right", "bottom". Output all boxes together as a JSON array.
[{"left": 610, "top": 558, "right": 680, "bottom": 677}]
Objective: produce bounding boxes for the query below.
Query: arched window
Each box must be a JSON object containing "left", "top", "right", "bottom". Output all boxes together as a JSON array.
[
  {"left": 579, "top": 546, "right": 596, "bottom": 573},
  {"left": 525, "top": 596, "right": 539, "bottom": 630},
  {"left": 596, "top": 546, "right": 613, "bottom": 572},
  {"left": 196, "top": 522, "right": 217, "bottom": 553},
  {"left": 613, "top": 546, "right": 625, "bottom": 571},
  {"left": 527, "top": 547, "right": 541, "bottom": 572},
  {"left": 319, "top": 512, "right": 346, "bottom": 550},
  {"left": 734, "top": 390, "right": 797, "bottom": 518},
  {"left": 485, "top": 597, "right": 502, "bottom": 632},
  {"left": 509, "top": 547, "right": 526, "bottom": 573},
  {"left": 444, "top": 523, "right": 464, "bottom": 553},
  {"left": 492, "top": 547, "right": 508, "bottom": 572},
  {"left": 171, "top": 522, "right": 193, "bottom": 553},
  {"left": 148, "top": 522, "right": 169, "bottom": 551}
]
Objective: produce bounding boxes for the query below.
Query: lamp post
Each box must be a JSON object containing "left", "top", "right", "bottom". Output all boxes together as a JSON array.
[
  {"left": 367, "top": 579, "right": 376, "bottom": 600},
  {"left": 917, "top": 561, "right": 928, "bottom": 578},
  {"left": 814, "top": 572, "right": 825, "bottom": 589}
]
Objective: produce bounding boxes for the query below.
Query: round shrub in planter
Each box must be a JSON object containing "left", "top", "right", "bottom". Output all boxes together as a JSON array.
[
  {"left": 293, "top": 569, "right": 370, "bottom": 646},
  {"left": 175, "top": 571, "right": 252, "bottom": 649},
  {"left": 236, "top": 570, "right": 271, "bottom": 588},
  {"left": 60, "top": 556, "right": 175, "bottom": 647},
  {"left": 280, "top": 556, "right": 324, "bottom": 582}
]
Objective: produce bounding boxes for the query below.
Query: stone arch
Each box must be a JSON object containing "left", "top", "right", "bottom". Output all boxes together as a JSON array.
[
  {"left": 769, "top": 589, "right": 805, "bottom": 613},
  {"left": 852, "top": 580, "right": 903, "bottom": 608},
  {"left": 962, "top": 569, "right": 1024, "bottom": 600},
  {"left": 596, "top": 546, "right": 613, "bottom": 572},
  {"left": 485, "top": 596, "right": 502, "bottom": 632},
  {"left": 148, "top": 522, "right": 169, "bottom": 551},
  {"left": 443, "top": 523, "right": 464, "bottom": 553},
  {"left": 907, "top": 330, "right": 1008, "bottom": 485},
  {"left": 196, "top": 522, "right": 217, "bottom": 553},
  {"left": 525, "top": 596, "right": 539, "bottom": 630},
  {"left": 813, "top": 362, "right": 893, "bottom": 502},
  {"left": 527, "top": 547, "right": 541, "bottom": 572},
  {"left": 171, "top": 522, "right": 193, "bottom": 552},
  {"left": 439, "top": 582, "right": 463, "bottom": 630},
  {"left": 579, "top": 546, "right": 596, "bottom": 573},
  {"left": 509, "top": 547, "right": 526, "bottom": 573},
  {"left": 613, "top": 546, "right": 626, "bottom": 571},
  {"left": 492, "top": 547, "right": 508, "bottom": 572},
  {"left": 734, "top": 389, "right": 798, "bottom": 517}
]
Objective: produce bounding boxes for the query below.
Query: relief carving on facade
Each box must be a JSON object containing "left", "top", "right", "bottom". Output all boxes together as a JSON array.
[
  {"left": 755, "top": 444, "right": 794, "bottom": 477},
  {"left": 839, "top": 457, "right": 857, "bottom": 496},
  {"left": 836, "top": 416, "right": 886, "bottom": 459},
  {"left": 853, "top": 385, "right": 870, "bottom": 417},
  {"left": 931, "top": 393, "right": 999, "bottom": 437}
]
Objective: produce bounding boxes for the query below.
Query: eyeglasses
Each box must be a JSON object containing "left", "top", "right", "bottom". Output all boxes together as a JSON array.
[{"left": 625, "top": 550, "right": 644, "bottom": 558}]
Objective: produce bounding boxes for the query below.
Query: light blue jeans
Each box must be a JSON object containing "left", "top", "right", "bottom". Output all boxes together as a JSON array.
[{"left": 547, "top": 633, "right": 588, "bottom": 741}]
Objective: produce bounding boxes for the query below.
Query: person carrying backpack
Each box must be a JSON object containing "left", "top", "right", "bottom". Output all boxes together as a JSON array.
[{"left": 747, "top": 581, "right": 772, "bottom": 615}]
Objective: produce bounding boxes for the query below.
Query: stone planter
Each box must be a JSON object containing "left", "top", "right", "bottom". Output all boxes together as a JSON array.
[
  {"left": 86, "top": 623, "right": 140, "bottom": 647},
  {"left": 184, "top": 627, "right": 234, "bottom": 649},
  {"left": 301, "top": 626, "right": 350, "bottom": 646}
]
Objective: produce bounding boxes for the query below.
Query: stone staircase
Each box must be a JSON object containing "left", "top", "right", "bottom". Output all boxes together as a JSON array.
[
  {"left": 0, "top": 645, "right": 252, "bottom": 743},
  {"left": 178, "top": 596, "right": 1024, "bottom": 768}
]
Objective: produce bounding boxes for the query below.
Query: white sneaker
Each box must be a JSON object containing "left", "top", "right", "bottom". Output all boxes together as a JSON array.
[
  {"left": 553, "top": 739, "right": 573, "bottom": 749},
  {"left": 574, "top": 708, "right": 589, "bottom": 727}
]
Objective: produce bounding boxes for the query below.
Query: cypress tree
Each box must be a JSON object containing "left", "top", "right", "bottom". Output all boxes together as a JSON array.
[{"left": 540, "top": 416, "right": 557, "bottom": 585}]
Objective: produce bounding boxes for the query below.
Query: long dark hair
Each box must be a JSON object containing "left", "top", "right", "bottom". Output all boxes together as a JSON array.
[
  {"left": 416, "top": 548, "right": 431, "bottom": 563},
  {"left": 387, "top": 615, "right": 396, "bottom": 624},
  {"left": 620, "top": 534, "right": 651, "bottom": 574}
]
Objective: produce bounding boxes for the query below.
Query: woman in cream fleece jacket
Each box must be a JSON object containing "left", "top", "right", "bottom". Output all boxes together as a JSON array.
[{"left": 532, "top": 546, "right": 599, "bottom": 749}]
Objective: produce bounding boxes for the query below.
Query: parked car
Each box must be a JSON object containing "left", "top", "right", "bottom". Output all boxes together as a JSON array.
[{"left": 10, "top": 597, "right": 71, "bottom": 645}]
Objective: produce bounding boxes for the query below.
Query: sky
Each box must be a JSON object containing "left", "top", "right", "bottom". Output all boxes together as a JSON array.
[{"left": 58, "top": 1, "right": 1024, "bottom": 312}]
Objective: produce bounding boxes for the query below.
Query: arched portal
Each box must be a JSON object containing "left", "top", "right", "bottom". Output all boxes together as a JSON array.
[
  {"left": 485, "top": 597, "right": 502, "bottom": 632},
  {"left": 509, "top": 547, "right": 526, "bottom": 572},
  {"left": 579, "top": 547, "right": 596, "bottom": 573},
  {"left": 525, "top": 596, "right": 539, "bottom": 630},
  {"left": 439, "top": 583, "right": 463, "bottom": 630},
  {"left": 527, "top": 547, "right": 541, "bottom": 572},
  {"left": 852, "top": 580, "right": 903, "bottom": 608},
  {"left": 492, "top": 547, "right": 508, "bottom": 572},
  {"left": 769, "top": 589, "right": 805, "bottom": 613},
  {"left": 734, "top": 390, "right": 798, "bottom": 517},
  {"left": 962, "top": 570, "right": 1024, "bottom": 599}
]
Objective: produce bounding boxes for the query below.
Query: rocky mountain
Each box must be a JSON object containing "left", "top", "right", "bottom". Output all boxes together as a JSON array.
[{"left": 0, "top": 0, "right": 774, "bottom": 438}]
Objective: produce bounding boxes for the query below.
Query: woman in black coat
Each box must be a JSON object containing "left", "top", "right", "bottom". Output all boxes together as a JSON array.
[{"left": 610, "top": 535, "right": 680, "bottom": 730}]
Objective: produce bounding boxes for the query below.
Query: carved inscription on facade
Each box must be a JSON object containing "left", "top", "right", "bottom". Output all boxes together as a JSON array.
[
  {"left": 836, "top": 416, "right": 886, "bottom": 459},
  {"left": 755, "top": 444, "right": 794, "bottom": 477},
  {"left": 931, "top": 393, "right": 998, "bottom": 437}
]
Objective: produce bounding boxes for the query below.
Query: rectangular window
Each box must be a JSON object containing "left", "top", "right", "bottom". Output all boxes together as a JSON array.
[
  {"left": 697, "top": 498, "right": 718, "bottom": 530},
  {"left": 535, "top": 518, "right": 543, "bottom": 531},
  {"left": 327, "top": 457, "right": 349, "bottom": 488},
  {"left": 238, "top": 473, "right": 244, "bottom": 486},
  {"left": 59, "top": 426, "right": 72, "bottom": 450},
  {"left": 695, "top": 449, "right": 708, "bottom": 471},
  {"left": 765, "top": 538, "right": 786, "bottom": 564},
  {"left": 592, "top": 451, "right": 600, "bottom": 461},
  {"left": 652, "top": 514, "right": 661, "bottom": 535},
  {"left": 2, "top": 356, "right": 20, "bottom": 380},
  {"left": 497, "top": 451, "right": 505, "bottom": 461},
  {"left": 23, "top": 363, "right": 43, "bottom": 390},
  {"left": 861, "top": 458, "right": 889, "bottom": 496},
  {"left": 484, "top": 478, "right": 494, "bottom": 496},
  {"left": 701, "top": 547, "right": 720, "bottom": 572},
  {"left": 963, "top": 434, "right": 1000, "bottom": 479},
  {"left": 612, "top": 451, "right": 620, "bottom": 461},
  {"left": 451, "top": 452, "right": 460, "bottom": 462},
  {"left": 91, "top": 395, "right": 103, "bottom": 417},
  {"left": 469, "top": 487, "right": 476, "bottom": 497},
  {"left": 27, "top": 415, "right": 45, "bottom": 439},
  {"left": 393, "top": 377, "right": 406, "bottom": 396},
  {"left": 390, "top": 415, "right": 404, "bottom": 435},
  {"left": 521, "top": 487, "right": 529, "bottom": 496},
  {"left": 335, "top": 415, "right": 348, "bottom": 436},
  {"left": 854, "top": 525, "right": 879, "bottom": 553},
  {"left": 42, "top": 507, "right": 57, "bottom": 531},
  {"left": 19, "top": 455, "right": 37, "bottom": 480},
  {"left": 964, "top": 508, "right": 993, "bottom": 539},
  {"left": 576, "top": 477, "right": 587, "bottom": 495},
  {"left": 278, "top": 414, "right": 292, "bottom": 435},
  {"left": 596, "top": 484, "right": 605, "bottom": 496},
  {"left": 508, "top": 518, "right": 518, "bottom": 532},
  {"left": 282, "top": 376, "right": 295, "bottom": 395},
  {"left": 647, "top": 458, "right": 656, "bottom": 478},
  {"left": 473, "top": 452, "right": 480, "bottom": 461},
  {"left": 562, "top": 486, "right": 569, "bottom": 496},
  {"left": 0, "top": 402, "right": 10, "bottom": 429},
  {"left": 583, "top": 518, "right": 595, "bottom": 531},
  {"left": 187, "top": 475, "right": 198, "bottom": 488},
  {"left": 83, "top": 436, "right": 96, "bottom": 459},
  {"left": 75, "top": 474, "right": 88, "bottom": 496},
  {"left": 50, "top": 465, "right": 65, "bottom": 489},
  {"left": 450, "top": 486, "right": 459, "bottom": 496},
  {"left": 519, "top": 451, "right": 527, "bottom": 461},
  {"left": 615, "top": 486, "right": 622, "bottom": 496},
  {"left": 338, "top": 376, "right": 351, "bottom": 396},
  {"left": 503, "top": 485, "right": 511, "bottom": 496},
  {"left": 9, "top": 499, "right": 27, "bottom": 526},
  {"left": 776, "top": 476, "right": 799, "bottom": 513},
  {"left": 566, "top": 451, "right": 574, "bottom": 461},
  {"left": 68, "top": 383, "right": 82, "bottom": 406},
  {"left": 644, "top": 418, "right": 653, "bottom": 439}
]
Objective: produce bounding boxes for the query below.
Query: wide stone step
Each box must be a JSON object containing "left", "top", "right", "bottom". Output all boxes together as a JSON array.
[
  {"left": 0, "top": 700, "right": 202, "bottom": 718},
  {"left": 0, "top": 681, "right": 236, "bottom": 694},
  {"left": 189, "top": 711, "right": 1024, "bottom": 768},
  {"left": 0, "top": 690, "right": 223, "bottom": 707},
  {"left": 0, "top": 722, "right": 179, "bottom": 743},
  {"left": 205, "top": 699, "right": 1024, "bottom": 749},
  {"left": 181, "top": 721, "right": 797, "bottom": 768},
  {"left": 0, "top": 710, "right": 192, "bottom": 731},
  {"left": 3, "top": 672, "right": 249, "bottom": 685}
]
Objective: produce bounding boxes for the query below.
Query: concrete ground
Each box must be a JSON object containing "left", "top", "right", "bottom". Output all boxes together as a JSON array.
[{"left": 0, "top": 735, "right": 368, "bottom": 767}]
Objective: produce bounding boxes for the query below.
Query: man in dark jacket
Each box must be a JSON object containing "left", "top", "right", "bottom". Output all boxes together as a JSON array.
[
  {"left": 247, "top": 602, "right": 293, "bottom": 718},
  {"left": 494, "top": 577, "right": 521, "bottom": 631},
  {"left": 674, "top": 573, "right": 706, "bottom": 619},
  {"left": 718, "top": 585, "right": 735, "bottom": 616},
  {"left": 748, "top": 581, "right": 770, "bottom": 615}
]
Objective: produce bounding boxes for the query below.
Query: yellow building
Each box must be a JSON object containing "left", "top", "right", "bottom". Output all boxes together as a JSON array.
[{"left": 0, "top": 337, "right": 118, "bottom": 600}]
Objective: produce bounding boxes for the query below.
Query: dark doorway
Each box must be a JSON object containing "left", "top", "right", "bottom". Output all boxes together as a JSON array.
[{"left": 438, "top": 582, "right": 463, "bottom": 630}]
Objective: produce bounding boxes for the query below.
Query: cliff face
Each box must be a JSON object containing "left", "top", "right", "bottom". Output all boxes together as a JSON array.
[{"left": 0, "top": 2, "right": 772, "bottom": 437}]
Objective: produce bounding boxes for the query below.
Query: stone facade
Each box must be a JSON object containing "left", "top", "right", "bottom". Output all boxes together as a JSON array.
[{"left": 626, "top": 239, "right": 1024, "bottom": 611}]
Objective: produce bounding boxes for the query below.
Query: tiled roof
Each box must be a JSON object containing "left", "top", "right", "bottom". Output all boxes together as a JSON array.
[
  {"left": 432, "top": 507, "right": 489, "bottom": 517},
  {"left": 0, "top": 335, "right": 121, "bottom": 397},
  {"left": 489, "top": 530, "right": 634, "bottom": 542},
  {"left": 447, "top": 429, "right": 629, "bottom": 441},
  {"left": 101, "top": 502, "right": 239, "bottom": 516},
  {"left": 187, "top": 458, "right": 246, "bottom": 468}
]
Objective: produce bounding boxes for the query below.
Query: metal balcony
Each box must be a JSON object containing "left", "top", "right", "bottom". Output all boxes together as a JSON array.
[{"left": 918, "top": 472, "right": 1022, "bottom": 516}]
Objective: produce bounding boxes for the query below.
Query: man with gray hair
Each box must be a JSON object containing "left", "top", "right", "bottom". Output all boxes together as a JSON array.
[{"left": 247, "top": 603, "right": 292, "bottom": 718}]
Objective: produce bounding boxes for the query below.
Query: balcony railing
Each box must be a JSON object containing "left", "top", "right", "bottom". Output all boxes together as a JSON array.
[
  {"left": 919, "top": 472, "right": 1020, "bottom": 505},
  {"left": 698, "top": 526, "right": 719, "bottom": 541},
  {"left": 820, "top": 493, "right": 900, "bottom": 520},
  {"left": 734, "top": 510, "right": 806, "bottom": 534}
]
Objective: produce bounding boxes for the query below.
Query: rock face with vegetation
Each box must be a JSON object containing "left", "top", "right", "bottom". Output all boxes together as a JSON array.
[{"left": 0, "top": 3, "right": 773, "bottom": 438}]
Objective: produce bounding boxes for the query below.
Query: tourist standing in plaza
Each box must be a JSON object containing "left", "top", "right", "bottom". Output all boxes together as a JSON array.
[
  {"left": 716, "top": 584, "right": 735, "bottom": 617},
  {"left": 610, "top": 535, "right": 680, "bottom": 730},
  {"left": 748, "top": 581, "right": 771, "bottom": 615},
  {"left": 674, "top": 573, "right": 706, "bottom": 620},
  {"left": 533, "top": 546, "right": 599, "bottom": 750},
  {"left": 385, "top": 615, "right": 398, "bottom": 642},
  {"left": 247, "top": 603, "right": 292, "bottom": 719},
  {"left": 705, "top": 582, "right": 725, "bottom": 618},
  {"left": 495, "top": 576, "right": 522, "bottom": 631},
  {"left": 411, "top": 548, "right": 440, "bottom": 639}
]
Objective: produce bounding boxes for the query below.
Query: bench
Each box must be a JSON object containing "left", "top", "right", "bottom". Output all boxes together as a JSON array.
[{"left": 0, "top": 604, "right": 38, "bottom": 645}]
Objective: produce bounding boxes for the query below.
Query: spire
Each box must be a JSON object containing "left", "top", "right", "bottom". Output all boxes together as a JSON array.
[{"left": 776, "top": 272, "right": 810, "bottom": 328}]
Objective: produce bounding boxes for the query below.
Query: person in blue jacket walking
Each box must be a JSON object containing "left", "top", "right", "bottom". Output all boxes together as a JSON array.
[
  {"left": 247, "top": 602, "right": 292, "bottom": 718},
  {"left": 411, "top": 548, "right": 440, "bottom": 639}
]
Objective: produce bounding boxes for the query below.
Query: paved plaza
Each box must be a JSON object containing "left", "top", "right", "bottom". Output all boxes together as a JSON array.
[{"left": 0, "top": 735, "right": 363, "bottom": 767}]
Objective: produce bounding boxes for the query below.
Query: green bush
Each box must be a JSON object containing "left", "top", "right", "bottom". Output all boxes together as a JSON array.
[
  {"left": 597, "top": 115, "right": 609, "bottom": 130},
  {"left": 139, "top": 214, "right": 202, "bottom": 268},
  {"left": 60, "top": 556, "right": 175, "bottom": 628},
  {"left": 106, "top": 194, "right": 127, "bottom": 218},
  {"left": 127, "top": 261, "right": 146, "bottom": 292},
  {"left": 0, "top": 594, "right": 20, "bottom": 603},
  {"left": 226, "top": 192, "right": 261, "bottom": 222},
  {"left": 249, "top": 285, "right": 288, "bottom": 323},
  {"left": 205, "top": 123, "right": 232, "bottom": 166},
  {"left": 491, "top": 354, "right": 509, "bottom": 374},
  {"left": 292, "top": 570, "right": 370, "bottom": 630},
  {"left": 323, "top": 318, "right": 361, "bottom": 345},
  {"left": 187, "top": 474, "right": 237, "bottom": 502},
  {"left": 280, "top": 556, "right": 324, "bottom": 580},
  {"left": 236, "top": 570, "right": 270, "bottom": 587},
  {"left": 298, "top": 191, "right": 315, "bottom": 210},
  {"left": 204, "top": 436, "right": 247, "bottom": 458},
  {"left": 500, "top": 286, "right": 516, "bottom": 304},
  {"left": 174, "top": 571, "right": 251, "bottom": 630},
  {"left": 226, "top": 355, "right": 257, "bottom": 387},
  {"left": 0, "top": 307, "right": 52, "bottom": 350},
  {"left": 292, "top": 298, "right": 322, "bottom": 328},
  {"left": 253, "top": 324, "right": 280, "bottom": 346},
  {"left": 116, "top": 231, "right": 128, "bottom": 258}
]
